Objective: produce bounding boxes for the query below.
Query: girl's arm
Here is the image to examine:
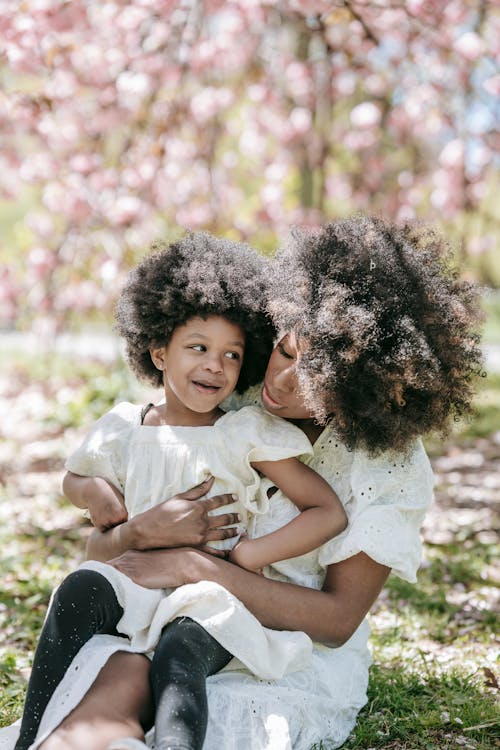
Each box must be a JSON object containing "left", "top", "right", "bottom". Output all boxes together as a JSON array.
[
  {"left": 230, "top": 457, "right": 347, "bottom": 572},
  {"left": 108, "top": 547, "right": 389, "bottom": 646},
  {"left": 63, "top": 471, "right": 129, "bottom": 531}
]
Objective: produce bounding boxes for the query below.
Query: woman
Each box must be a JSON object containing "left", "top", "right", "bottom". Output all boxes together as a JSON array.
[{"left": 3, "top": 216, "right": 482, "bottom": 750}]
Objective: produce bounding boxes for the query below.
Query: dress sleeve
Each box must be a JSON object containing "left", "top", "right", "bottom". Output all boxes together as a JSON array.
[
  {"left": 64, "top": 402, "right": 137, "bottom": 493},
  {"left": 318, "top": 439, "right": 434, "bottom": 582},
  {"left": 239, "top": 406, "right": 313, "bottom": 464},
  {"left": 223, "top": 406, "right": 313, "bottom": 515}
]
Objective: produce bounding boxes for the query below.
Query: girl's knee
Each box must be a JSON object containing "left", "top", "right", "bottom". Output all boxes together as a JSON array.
[{"left": 53, "top": 569, "right": 114, "bottom": 612}]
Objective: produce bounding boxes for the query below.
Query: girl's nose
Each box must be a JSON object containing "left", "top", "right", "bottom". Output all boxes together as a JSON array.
[{"left": 203, "top": 353, "right": 223, "bottom": 373}]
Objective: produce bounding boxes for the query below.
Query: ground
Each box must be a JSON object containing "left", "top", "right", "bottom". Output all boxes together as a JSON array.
[{"left": 0, "top": 352, "right": 498, "bottom": 748}]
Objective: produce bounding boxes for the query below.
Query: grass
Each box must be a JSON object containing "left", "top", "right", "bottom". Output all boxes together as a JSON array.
[
  {"left": 0, "top": 351, "right": 499, "bottom": 746},
  {"left": 329, "top": 530, "right": 500, "bottom": 750}
]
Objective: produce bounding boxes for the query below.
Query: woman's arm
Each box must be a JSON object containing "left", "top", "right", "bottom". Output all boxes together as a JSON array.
[
  {"left": 230, "top": 457, "right": 347, "bottom": 571},
  {"left": 83, "top": 477, "right": 241, "bottom": 561},
  {"left": 108, "top": 547, "right": 389, "bottom": 646}
]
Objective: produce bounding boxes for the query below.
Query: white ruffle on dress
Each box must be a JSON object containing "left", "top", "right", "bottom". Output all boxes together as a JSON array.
[{"left": 0, "top": 390, "right": 434, "bottom": 750}]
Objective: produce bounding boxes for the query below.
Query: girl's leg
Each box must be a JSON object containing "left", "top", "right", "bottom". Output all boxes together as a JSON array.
[
  {"left": 151, "top": 618, "right": 232, "bottom": 750},
  {"left": 39, "top": 651, "right": 153, "bottom": 750},
  {"left": 15, "top": 569, "right": 124, "bottom": 750}
]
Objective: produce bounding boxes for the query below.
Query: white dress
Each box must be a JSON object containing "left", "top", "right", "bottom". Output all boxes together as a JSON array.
[
  {"left": 0, "top": 389, "right": 434, "bottom": 750},
  {"left": 68, "top": 401, "right": 315, "bottom": 678}
]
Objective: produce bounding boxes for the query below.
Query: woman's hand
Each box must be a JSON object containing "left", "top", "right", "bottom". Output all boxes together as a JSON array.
[
  {"left": 127, "top": 477, "right": 240, "bottom": 551},
  {"left": 108, "top": 545, "right": 390, "bottom": 647},
  {"left": 108, "top": 548, "right": 206, "bottom": 589},
  {"left": 85, "top": 477, "right": 241, "bottom": 562}
]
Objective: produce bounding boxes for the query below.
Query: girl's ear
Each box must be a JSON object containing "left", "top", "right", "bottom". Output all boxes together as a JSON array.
[{"left": 150, "top": 346, "right": 166, "bottom": 371}]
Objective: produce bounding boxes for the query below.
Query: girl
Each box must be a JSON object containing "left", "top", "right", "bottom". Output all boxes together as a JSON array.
[{"left": 14, "top": 232, "right": 347, "bottom": 750}]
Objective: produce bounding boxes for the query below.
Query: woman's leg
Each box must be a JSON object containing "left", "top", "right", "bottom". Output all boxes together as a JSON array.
[
  {"left": 15, "top": 569, "right": 124, "bottom": 750},
  {"left": 39, "top": 651, "right": 153, "bottom": 750},
  {"left": 151, "top": 618, "right": 232, "bottom": 750}
]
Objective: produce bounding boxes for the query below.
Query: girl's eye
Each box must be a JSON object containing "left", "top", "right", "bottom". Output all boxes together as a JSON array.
[
  {"left": 278, "top": 342, "right": 294, "bottom": 360},
  {"left": 190, "top": 344, "right": 206, "bottom": 352},
  {"left": 225, "top": 351, "right": 240, "bottom": 360}
]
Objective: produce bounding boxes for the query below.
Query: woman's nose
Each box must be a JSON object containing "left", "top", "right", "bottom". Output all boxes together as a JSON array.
[{"left": 272, "top": 363, "right": 296, "bottom": 393}]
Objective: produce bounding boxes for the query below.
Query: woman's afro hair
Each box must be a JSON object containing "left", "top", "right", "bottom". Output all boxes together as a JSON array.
[
  {"left": 269, "top": 214, "right": 484, "bottom": 454},
  {"left": 116, "top": 232, "right": 274, "bottom": 393}
]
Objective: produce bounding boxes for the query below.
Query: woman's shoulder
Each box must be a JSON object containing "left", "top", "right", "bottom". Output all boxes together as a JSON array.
[{"left": 352, "top": 437, "right": 432, "bottom": 477}]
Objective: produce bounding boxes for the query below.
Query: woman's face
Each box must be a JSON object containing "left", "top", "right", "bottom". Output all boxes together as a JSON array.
[{"left": 262, "top": 332, "right": 314, "bottom": 421}]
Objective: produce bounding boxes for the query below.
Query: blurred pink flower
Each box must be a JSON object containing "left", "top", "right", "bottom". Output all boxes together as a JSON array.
[
  {"left": 289, "top": 107, "right": 312, "bottom": 135},
  {"left": 106, "top": 195, "right": 146, "bottom": 226},
  {"left": 439, "top": 139, "right": 464, "bottom": 168},
  {"left": 27, "top": 247, "right": 55, "bottom": 279},
  {"left": 454, "top": 31, "right": 485, "bottom": 61},
  {"left": 483, "top": 75, "right": 500, "bottom": 96},
  {"left": 350, "top": 102, "right": 381, "bottom": 128}
]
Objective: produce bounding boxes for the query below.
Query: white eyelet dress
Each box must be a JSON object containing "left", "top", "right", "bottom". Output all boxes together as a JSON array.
[{"left": 0, "top": 389, "right": 434, "bottom": 750}]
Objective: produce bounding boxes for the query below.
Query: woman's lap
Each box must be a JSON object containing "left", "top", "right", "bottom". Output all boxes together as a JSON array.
[{"left": 5, "top": 618, "right": 371, "bottom": 750}]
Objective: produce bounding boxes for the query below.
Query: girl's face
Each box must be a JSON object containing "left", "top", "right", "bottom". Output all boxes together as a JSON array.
[
  {"left": 262, "top": 332, "right": 314, "bottom": 421},
  {"left": 150, "top": 316, "right": 245, "bottom": 424}
]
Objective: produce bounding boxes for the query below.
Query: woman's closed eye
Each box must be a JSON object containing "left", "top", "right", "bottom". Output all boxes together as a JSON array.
[{"left": 277, "top": 342, "right": 294, "bottom": 360}]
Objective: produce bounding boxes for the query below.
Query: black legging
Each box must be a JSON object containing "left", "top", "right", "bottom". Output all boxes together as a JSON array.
[
  {"left": 15, "top": 569, "right": 231, "bottom": 750},
  {"left": 151, "top": 617, "right": 232, "bottom": 750}
]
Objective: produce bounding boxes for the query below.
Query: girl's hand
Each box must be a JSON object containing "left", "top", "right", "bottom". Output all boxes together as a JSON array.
[
  {"left": 87, "top": 487, "right": 128, "bottom": 531},
  {"left": 228, "top": 534, "right": 263, "bottom": 573}
]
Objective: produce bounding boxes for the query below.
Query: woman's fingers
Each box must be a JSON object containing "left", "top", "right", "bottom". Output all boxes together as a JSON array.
[
  {"left": 198, "top": 544, "right": 227, "bottom": 558},
  {"left": 204, "top": 493, "right": 238, "bottom": 512},
  {"left": 178, "top": 476, "right": 215, "bottom": 500},
  {"left": 205, "top": 526, "right": 239, "bottom": 542},
  {"left": 207, "top": 512, "right": 240, "bottom": 529}
]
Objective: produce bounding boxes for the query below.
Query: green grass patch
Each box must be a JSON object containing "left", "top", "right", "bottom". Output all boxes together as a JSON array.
[{"left": 341, "top": 665, "right": 499, "bottom": 750}]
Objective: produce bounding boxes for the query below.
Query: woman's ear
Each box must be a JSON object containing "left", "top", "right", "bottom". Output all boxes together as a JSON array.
[{"left": 150, "top": 346, "right": 166, "bottom": 371}]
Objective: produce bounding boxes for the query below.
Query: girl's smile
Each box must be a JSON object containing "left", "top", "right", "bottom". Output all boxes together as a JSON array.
[{"left": 150, "top": 316, "right": 245, "bottom": 426}]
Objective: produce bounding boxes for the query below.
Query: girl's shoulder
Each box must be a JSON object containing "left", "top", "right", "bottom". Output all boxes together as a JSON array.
[
  {"left": 103, "top": 401, "right": 143, "bottom": 425},
  {"left": 88, "top": 402, "right": 143, "bottom": 438}
]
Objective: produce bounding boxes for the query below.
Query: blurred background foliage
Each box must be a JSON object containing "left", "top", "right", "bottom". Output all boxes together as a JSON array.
[{"left": 0, "top": 0, "right": 499, "bottom": 338}]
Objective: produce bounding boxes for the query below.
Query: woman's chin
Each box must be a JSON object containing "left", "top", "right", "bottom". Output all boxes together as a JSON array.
[{"left": 261, "top": 385, "right": 283, "bottom": 413}]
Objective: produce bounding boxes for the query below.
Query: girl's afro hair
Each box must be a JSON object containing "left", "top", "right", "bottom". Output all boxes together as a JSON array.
[
  {"left": 269, "top": 214, "right": 484, "bottom": 454},
  {"left": 116, "top": 232, "right": 274, "bottom": 393}
]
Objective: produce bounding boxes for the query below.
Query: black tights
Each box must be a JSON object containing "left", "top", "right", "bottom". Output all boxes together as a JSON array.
[
  {"left": 15, "top": 569, "right": 231, "bottom": 750},
  {"left": 151, "top": 618, "right": 231, "bottom": 750}
]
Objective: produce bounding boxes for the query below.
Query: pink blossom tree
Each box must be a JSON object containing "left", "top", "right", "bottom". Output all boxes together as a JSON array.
[{"left": 0, "top": 0, "right": 498, "bottom": 330}]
